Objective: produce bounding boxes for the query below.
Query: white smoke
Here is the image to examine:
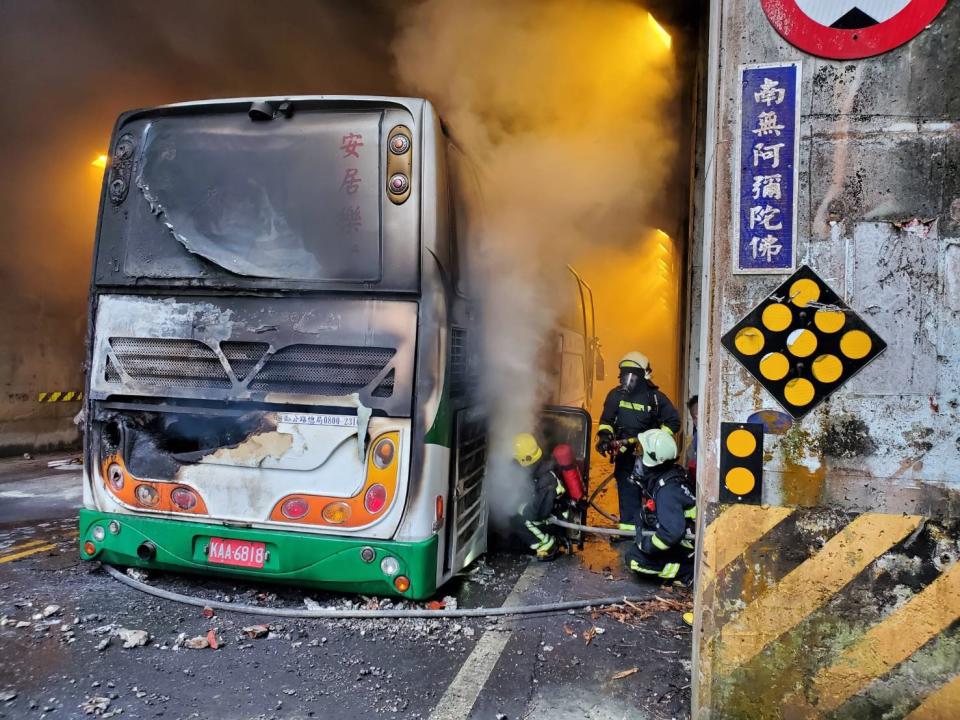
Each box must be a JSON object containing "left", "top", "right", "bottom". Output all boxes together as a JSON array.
[{"left": 393, "top": 0, "right": 678, "bottom": 524}]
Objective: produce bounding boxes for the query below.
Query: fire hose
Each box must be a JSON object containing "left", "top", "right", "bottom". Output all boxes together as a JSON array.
[{"left": 103, "top": 564, "right": 648, "bottom": 619}]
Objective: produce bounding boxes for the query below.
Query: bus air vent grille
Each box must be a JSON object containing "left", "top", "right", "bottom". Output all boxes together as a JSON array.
[
  {"left": 107, "top": 337, "right": 231, "bottom": 388},
  {"left": 248, "top": 344, "right": 396, "bottom": 395},
  {"left": 449, "top": 326, "right": 467, "bottom": 397}
]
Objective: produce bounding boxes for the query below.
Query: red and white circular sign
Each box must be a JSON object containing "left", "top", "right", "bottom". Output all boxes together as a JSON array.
[{"left": 761, "top": 0, "right": 947, "bottom": 59}]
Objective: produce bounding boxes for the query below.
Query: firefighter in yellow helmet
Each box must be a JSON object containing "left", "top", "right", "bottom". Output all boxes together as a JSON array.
[
  {"left": 625, "top": 428, "right": 696, "bottom": 583},
  {"left": 511, "top": 433, "right": 567, "bottom": 561},
  {"left": 596, "top": 352, "right": 681, "bottom": 532}
]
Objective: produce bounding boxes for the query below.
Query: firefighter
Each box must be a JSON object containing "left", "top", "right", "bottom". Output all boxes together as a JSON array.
[
  {"left": 511, "top": 433, "right": 566, "bottom": 561},
  {"left": 625, "top": 428, "right": 696, "bottom": 583},
  {"left": 595, "top": 352, "right": 681, "bottom": 531}
]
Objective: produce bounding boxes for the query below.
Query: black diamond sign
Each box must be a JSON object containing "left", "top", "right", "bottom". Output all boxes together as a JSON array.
[{"left": 721, "top": 265, "right": 887, "bottom": 419}]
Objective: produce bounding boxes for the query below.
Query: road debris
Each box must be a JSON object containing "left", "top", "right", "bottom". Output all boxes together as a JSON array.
[
  {"left": 201, "top": 606, "right": 215, "bottom": 618},
  {"left": 242, "top": 624, "right": 269, "bottom": 639},
  {"left": 611, "top": 667, "right": 639, "bottom": 681},
  {"left": 80, "top": 695, "right": 111, "bottom": 716},
  {"left": 206, "top": 629, "right": 220, "bottom": 649},
  {"left": 96, "top": 638, "right": 111, "bottom": 652},
  {"left": 596, "top": 596, "right": 690, "bottom": 627},
  {"left": 42, "top": 604, "right": 62, "bottom": 618},
  {"left": 114, "top": 628, "right": 149, "bottom": 648},
  {"left": 0, "top": 691, "right": 17, "bottom": 702},
  {"left": 125, "top": 568, "right": 148, "bottom": 582}
]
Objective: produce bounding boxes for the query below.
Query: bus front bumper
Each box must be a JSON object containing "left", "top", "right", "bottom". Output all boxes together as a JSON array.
[{"left": 79, "top": 509, "right": 439, "bottom": 600}]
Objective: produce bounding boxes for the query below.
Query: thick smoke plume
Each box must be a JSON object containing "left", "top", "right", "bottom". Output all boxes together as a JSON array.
[{"left": 393, "top": 0, "right": 679, "bottom": 522}]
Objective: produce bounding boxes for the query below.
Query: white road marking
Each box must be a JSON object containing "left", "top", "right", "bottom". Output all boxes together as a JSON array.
[{"left": 428, "top": 562, "right": 547, "bottom": 720}]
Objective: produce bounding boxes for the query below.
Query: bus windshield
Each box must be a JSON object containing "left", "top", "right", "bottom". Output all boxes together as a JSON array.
[{"left": 129, "top": 111, "right": 382, "bottom": 282}]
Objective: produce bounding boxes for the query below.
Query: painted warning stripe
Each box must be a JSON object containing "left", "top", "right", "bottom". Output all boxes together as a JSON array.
[
  {"left": 811, "top": 562, "right": 960, "bottom": 713},
  {"left": 714, "top": 512, "right": 923, "bottom": 668},
  {"left": 699, "top": 504, "right": 794, "bottom": 588},
  {"left": 904, "top": 673, "right": 960, "bottom": 720},
  {"left": 0, "top": 542, "right": 57, "bottom": 563},
  {"left": 37, "top": 391, "right": 83, "bottom": 402}
]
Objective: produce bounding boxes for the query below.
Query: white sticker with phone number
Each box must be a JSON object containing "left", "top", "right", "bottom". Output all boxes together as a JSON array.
[{"left": 276, "top": 413, "right": 358, "bottom": 427}]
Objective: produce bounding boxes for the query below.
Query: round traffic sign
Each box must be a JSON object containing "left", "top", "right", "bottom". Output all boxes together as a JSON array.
[{"left": 761, "top": 0, "right": 947, "bottom": 59}]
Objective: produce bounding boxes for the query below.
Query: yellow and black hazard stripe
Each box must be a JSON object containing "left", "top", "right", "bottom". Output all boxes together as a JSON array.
[
  {"left": 37, "top": 391, "right": 83, "bottom": 403},
  {"left": 696, "top": 503, "right": 960, "bottom": 718}
]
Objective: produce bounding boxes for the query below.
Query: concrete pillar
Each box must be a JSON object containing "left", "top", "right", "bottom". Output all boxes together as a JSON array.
[{"left": 693, "top": 2, "right": 960, "bottom": 717}]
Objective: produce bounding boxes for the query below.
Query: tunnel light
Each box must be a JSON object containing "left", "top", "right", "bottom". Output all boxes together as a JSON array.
[
  {"left": 91, "top": 154, "right": 108, "bottom": 169},
  {"left": 648, "top": 13, "right": 672, "bottom": 50}
]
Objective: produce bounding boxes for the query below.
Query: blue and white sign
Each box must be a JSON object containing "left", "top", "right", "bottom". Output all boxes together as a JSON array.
[{"left": 735, "top": 62, "right": 801, "bottom": 274}]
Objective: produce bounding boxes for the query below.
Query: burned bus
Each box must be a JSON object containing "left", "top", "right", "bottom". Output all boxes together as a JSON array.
[{"left": 79, "top": 96, "right": 597, "bottom": 599}]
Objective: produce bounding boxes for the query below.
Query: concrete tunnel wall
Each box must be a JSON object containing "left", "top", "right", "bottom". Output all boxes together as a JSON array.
[{"left": 692, "top": 2, "right": 960, "bottom": 718}]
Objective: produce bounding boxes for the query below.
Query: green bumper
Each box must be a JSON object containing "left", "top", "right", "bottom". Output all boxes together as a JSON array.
[{"left": 79, "top": 509, "right": 439, "bottom": 599}]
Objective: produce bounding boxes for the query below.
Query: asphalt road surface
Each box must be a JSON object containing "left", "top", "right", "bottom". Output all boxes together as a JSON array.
[{"left": 0, "top": 453, "right": 692, "bottom": 720}]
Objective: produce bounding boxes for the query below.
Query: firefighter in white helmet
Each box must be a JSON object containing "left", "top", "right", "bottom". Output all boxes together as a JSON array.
[
  {"left": 595, "top": 352, "right": 681, "bottom": 532},
  {"left": 625, "top": 428, "right": 696, "bottom": 583}
]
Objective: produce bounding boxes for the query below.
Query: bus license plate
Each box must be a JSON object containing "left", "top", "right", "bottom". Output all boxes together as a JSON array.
[{"left": 207, "top": 537, "right": 266, "bottom": 569}]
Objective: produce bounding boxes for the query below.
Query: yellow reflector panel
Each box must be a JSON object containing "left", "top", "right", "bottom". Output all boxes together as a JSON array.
[
  {"left": 786, "top": 328, "right": 817, "bottom": 358},
  {"left": 789, "top": 278, "right": 820, "bottom": 307},
  {"left": 759, "top": 352, "right": 789, "bottom": 381},
  {"left": 726, "top": 429, "right": 758, "bottom": 458},
  {"left": 784, "top": 378, "right": 815, "bottom": 406},
  {"left": 761, "top": 303, "right": 792, "bottom": 332},
  {"left": 734, "top": 327, "right": 765, "bottom": 356},
  {"left": 840, "top": 330, "right": 873, "bottom": 360},
  {"left": 725, "top": 467, "right": 756, "bottom": 496},
  {"left": 812, "top": 354, "right": 844, "bottom": 383},
  {"left": 814, "top": 309, "right": 845, "bottom": 333}
]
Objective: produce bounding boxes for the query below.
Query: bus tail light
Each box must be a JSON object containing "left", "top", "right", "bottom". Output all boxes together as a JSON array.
[
  {"left": 135, "top": 484, "right": 159, "bottom": 507},
  {"left": 281, "top": 497, "right": 310, "bottom": 520},
  {"left": 394, "top": 576, "right": 410, "bottom": 593},
  {"left": 373, "top": 438, "right": 395, "bottom": 469},
  {"left": 171, "top": 487, "right": 198, "bottom": 511},
  {"left": 322, "top": 501, "right": 351, "bottom": 525},
  {"left": 436, "top": 496, "right": 444, "bottom": 523},
  {"left": 364, "top": 484, "right": 387, "bottom": 514}
]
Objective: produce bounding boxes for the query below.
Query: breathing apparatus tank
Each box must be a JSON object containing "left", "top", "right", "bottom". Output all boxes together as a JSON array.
[{"left": 551, "top": 444, "right": 585, "bottom": 501}]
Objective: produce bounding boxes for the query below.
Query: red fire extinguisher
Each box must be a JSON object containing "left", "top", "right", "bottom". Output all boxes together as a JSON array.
[{"left": 552, "top": 444, "right": 585, "bottom": 501}]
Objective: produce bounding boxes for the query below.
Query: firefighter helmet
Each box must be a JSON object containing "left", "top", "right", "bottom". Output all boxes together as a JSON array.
[
  {"left": 619, "top": 351, "right": 652, "bottom": 379},
  {"left": 638, "top": 428, "right": 677, "bottom": 467},
  {"left": 513, "top": 433, "right": 543, "bottom": 467}
]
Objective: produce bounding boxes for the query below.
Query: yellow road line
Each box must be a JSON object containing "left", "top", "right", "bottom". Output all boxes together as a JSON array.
[
  {"left": 715, "top": 513, "right": 922, "bottom": 668},
  {"left": 700, "top": 505, "right": 795, "bottom": 585},
  {"left": 811, "top": 562, "right": 960, "bottom": 713},
  {"left": 1, "top": 539, "right": 50, "bottom": 553},
  {"left": 904, "top": 673, "right": 960, "bottom": 720},
  {"left": 0, "top": 543, "right": 58, "bottom": 563}
]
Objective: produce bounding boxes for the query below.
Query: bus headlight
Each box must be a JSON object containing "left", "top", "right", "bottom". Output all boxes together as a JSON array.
[
  {"left": 134, "top": 484, "right": 159, "bottom": 507},
  {"left": 373, "top": 438, "right": 395, "bottom": 469},
  {"left": 92, "top": 525, "right": 106, "bottom": 542},
  {"left": 380, "top": 556, "right": 399, "bottom": 576}
]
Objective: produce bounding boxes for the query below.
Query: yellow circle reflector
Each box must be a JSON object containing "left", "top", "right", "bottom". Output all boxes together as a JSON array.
[
  {"left": 726, "top": 429, "right": 757, "bottom": 458},
  {"left": 840, "top": 330, "right": 872, "bottom": 360},
  {"left": 762, "top": 303, "right": 793, "bottom": 332},
  {"left": 734, "top": 327, "right": 765, "bottom": 356},
  {"left": 786, "top": 328, "right": 817, "bottom": 357},
  {"left": 784, "top": 378, "right": 815, "bottom": 406},
  {"left": 789, "top": 278, "right": 820, "bottom": 307},
  {"left": 812, "top": 354, "right": 843, "bottom": 383},
  {"left": 725, "top": 467, "right": 756, "bottom": 496},
  {"left": 814, "top": 309, "right": 845, "bottom": 333},
  {"left": 759, "top": 352, "right": 789, "bottom": 381}
]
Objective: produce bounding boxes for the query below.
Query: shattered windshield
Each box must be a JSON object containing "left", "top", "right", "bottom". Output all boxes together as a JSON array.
[{"left": 131, "top": 111, "right": 382, "bottom": 281}]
